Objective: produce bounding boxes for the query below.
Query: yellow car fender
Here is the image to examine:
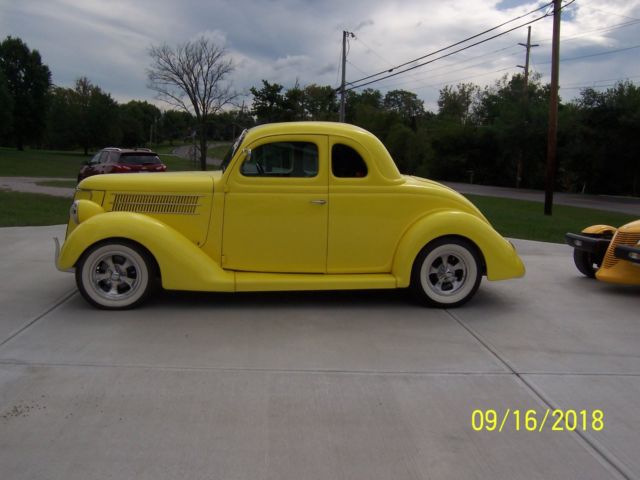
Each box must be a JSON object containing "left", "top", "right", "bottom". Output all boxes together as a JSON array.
[
  {"left": 392, "top": 211, "right": 525, "bottom": 287},
  {"left": 581, "top": 224, "right": 617, "bottom": 236},
  {"left": 57, "top": 212, "right": 234, "bottom": 292}
]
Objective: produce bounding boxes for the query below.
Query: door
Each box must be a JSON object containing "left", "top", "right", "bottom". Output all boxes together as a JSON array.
[{"left": 222, "top": 135, "right": 328, "bottom": 273}]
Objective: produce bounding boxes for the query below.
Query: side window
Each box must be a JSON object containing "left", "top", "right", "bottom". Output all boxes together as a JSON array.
[
  {"left": 331, "top": 144, "right": 368, "bottom": 178},
  {"left": 241, "top": 142, "right": 318, "bottom": 177}
]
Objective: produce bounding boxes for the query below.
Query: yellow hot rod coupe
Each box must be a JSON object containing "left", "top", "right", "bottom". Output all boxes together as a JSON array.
[
  {"left": 566, "top": 220, "right": 640, "bottom": 284},
  {"left": 55, "top": 122, "right": 525, "bottom": 309}
]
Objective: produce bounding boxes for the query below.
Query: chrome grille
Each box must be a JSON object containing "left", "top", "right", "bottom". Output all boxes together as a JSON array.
[
  {"left": 602, "top": 231, "right": 640, "bottom": 268},
  {"left": 111, "top": 193, "right": 201, "bottom": 215}
]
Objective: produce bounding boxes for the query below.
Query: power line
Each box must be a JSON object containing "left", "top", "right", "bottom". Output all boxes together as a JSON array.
[
  {"left": 383, "top": 17, "right": 640, "bottom": 92},
  {"left": 404, "top": 43, "right": 640, "bottom": 93},
  {"left": 351, "top": 34, "right": 395, "bottom": 70},
  {"left": 561, "top": 74, "right": 640, "bottom": 89},
  {"left": 578, "top": 1, "right": 640, "bottom": 22},
  {"left": 536, "top": 18, "right": 640, "bottom": 46},
  {"left": 341, "top": 1, "right": 554, "bottom": 89},
  {"left": 366, "top": 49, "right": 521, "bottom": 92},
  {"left": 536, "top": 43, "right": 640, "bottom": 65},
  {"left": 344, "top": 11, "right": 553, "bottom": 92}
]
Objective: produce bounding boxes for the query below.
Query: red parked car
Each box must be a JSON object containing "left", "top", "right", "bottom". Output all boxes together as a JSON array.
[{"left": 78, "top": 148, "right": 167, "bottom": 182}]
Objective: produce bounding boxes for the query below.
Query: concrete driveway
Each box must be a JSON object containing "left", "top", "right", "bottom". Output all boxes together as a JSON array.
[{"left": 0, "top": 226, "right": 638, "bottom": 480}]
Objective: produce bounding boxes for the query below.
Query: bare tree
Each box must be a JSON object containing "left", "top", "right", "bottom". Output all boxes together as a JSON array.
[{"left": 147, "top": 37, "right": 237, "bottom": 170}]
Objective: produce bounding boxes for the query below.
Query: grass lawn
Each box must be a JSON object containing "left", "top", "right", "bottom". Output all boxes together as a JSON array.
[
  {"left": 466, "top": 194, "right": 637, "bottom": 243},
  {"left": 159, "top": 154, "right": 197, "bottom": 171},
  {"left": 151, "top": 143, "right": 187, "bottom": 155},
  {"left": 0, "top": 146, "right": 216, "bottom": 178},
  {"left": 0, "top": 147, "right": 87, "bottom": 178},
  {"left": 36, "top": 180, "right": 78, "bottom": 188},
  {"left": 208, "top": 143, "right": 231, "bottom": 159},
  {"left": 0, "top": 190, "right": 71, "bottom": 226}
]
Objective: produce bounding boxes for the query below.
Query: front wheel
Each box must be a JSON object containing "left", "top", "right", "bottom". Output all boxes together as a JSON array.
[
  {"left": 573, "top": 249, "right": 597, "bottom": 278},
  {"left": 76, "top": 241, "right": 156, "bottom": 309},
  {"left": 411, "top": 238, "right": 482, "bottom": 308}
]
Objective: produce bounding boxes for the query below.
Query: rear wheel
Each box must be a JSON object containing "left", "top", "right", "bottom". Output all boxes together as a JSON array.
[
  {"left": 76, "top": 241, "right": 156, "bottom": 309},
  {"left": 411, "top": 237, "right": 482, "bottom": 308}
]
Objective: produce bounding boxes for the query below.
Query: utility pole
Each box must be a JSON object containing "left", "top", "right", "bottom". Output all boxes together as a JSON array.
[
  {"left": 339, "top": 31, "right": 354, "bottom": 123},
  {"left": 515, "top": 26, "right": 539, "bottom": 188},
  {"left": 518, "top": 26, "right": 539, "bottom": 93},
  {"left": 544, "top": 0, "right": 561, "bottom": 215}
]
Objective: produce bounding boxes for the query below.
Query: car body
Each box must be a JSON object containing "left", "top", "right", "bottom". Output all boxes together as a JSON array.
[
  {"left": 77, "top": 147, "right": 166, "bottom": 182},
  {"left": 566, "top": 220, "right": 640, "bottom": 285},
  {"left": 56, "top": 122, "right": 525, "bottom": 309}
]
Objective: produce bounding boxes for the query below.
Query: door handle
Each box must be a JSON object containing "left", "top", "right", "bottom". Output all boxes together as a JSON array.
[{"left": 310, "top": 199, "right": 327, "bottom": 205}]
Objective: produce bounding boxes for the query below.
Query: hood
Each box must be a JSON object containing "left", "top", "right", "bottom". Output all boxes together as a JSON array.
[
  {"left": 619, "top": 219, "right": 640, "bottom": 233},
  {"left": 78, "top": 171, "right": 221, "bottom": 193}
]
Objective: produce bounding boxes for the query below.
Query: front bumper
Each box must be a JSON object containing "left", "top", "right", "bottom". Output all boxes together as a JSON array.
[{"left": 565, "top": 233, "right": 610, "bottom": 256}]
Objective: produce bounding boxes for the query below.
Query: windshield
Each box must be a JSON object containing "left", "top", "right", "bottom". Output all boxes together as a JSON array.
[{"left": 221, "top": 129, "right": 248, "bottom": 172}]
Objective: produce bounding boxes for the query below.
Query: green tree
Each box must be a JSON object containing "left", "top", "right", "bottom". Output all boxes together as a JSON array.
[
  {"left": 162, "top": 109, "right": 193, "bottom": 145},
  {"left": 0, "top": 36, "right": 51, "bottom": 149},
  {"left": 383, "top": 89, "right": 424, "bottom": 128},
  {"left": 0, "top": 69, "right": 12, "bottom": 140},
  {"left": 74, "top": 77, "right": 121, "bottom": 154},
  {"left": 119, "top": 100, "right": 161, "bottom": 147},
  {"left": 250, "top": 80, "right": 287, "bottom": 123},
  {"left": 437, "top": 83, "right": 479, "bottom": 124},
  {"left": 566, "top": 82, "right": 640, "bottom": 196},
  {"left": 46, "top": 86, "right": 80, "bottom": 149},
  {"left": 303, "top": 84, "right": 338, "bottom": 120},
  {"left": 473, "top": 74, "right": 549, "bottom": 188}
]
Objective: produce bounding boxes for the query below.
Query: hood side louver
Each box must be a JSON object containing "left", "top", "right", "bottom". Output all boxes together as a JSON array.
[{"left": 111, "top": 193, "right": 202, "bottom": 215}]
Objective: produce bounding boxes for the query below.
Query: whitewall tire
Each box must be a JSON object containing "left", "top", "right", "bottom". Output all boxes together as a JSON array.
[
  {"left": 76, "top": 241, "right": 156, "bottom": 309},
  {"left": 411, "top": 237, "right": 482, "bottom": 308}
]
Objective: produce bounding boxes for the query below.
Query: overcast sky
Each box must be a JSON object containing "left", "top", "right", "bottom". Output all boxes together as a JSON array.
[{"left": 1, "top": 0, "right": 639, "bottom": 111}]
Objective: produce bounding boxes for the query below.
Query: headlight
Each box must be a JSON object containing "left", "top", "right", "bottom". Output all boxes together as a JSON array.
[
  {"left": 69, "top": 199, "right": 104, "bottom": 224},
  {"left": 70, "top": 201, "right": 80, "bottom": 224}
]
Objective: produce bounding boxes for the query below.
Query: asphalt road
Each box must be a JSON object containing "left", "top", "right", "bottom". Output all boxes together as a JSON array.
[
  {"left": 443, "top": 182, "right": 640, "bottom": 216},
  {"left": 0, "top": 225, "right": 638, "bottom": 479}
]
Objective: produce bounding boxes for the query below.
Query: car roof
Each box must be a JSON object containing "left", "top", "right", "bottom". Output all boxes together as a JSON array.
[
  {"left": 102, "top": 147, "right": 157, "bottom": 154},
  {"left": 243, "top": 122, "right": 402, "bottom": 182}
]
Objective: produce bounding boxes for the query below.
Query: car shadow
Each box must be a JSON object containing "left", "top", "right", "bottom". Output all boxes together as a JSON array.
[{"left": 151, "top": 288, "right": 415, "bottom": 311}]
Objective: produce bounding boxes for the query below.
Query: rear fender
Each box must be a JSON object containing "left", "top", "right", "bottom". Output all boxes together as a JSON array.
[
  {"left": 57, "top": 212, "right": 234, "bottom": 292},
  {"left": 392, "top": 211, "right": 525, "bottom": 287}
]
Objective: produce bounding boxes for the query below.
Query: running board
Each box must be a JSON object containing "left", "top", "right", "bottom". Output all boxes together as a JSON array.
[{"left": 235, "top": 272, "right": 397, "bottom": 292}]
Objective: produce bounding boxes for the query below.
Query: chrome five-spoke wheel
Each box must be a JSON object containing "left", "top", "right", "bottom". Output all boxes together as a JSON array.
[
  {"left": 411, "top": 237, "right": 482, "bottom": 308},
  {"left": 76, "top": 241, "right": 155, "bottom": 309}
]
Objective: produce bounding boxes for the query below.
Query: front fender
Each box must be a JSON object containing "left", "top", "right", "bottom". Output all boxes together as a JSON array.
[
  {"left": 582, "top": 224, "right": 617, "bottom": 236},
  {"left": 57, "top": 212, "right": 234, "bottom": 292},
  {"left": 392, "top": 211, "right": 525, "bottom": 287}
]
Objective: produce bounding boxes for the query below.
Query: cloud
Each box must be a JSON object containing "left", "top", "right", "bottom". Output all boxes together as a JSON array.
[{"left": 2, "top": 0, "right": 640, "bottom": 111}]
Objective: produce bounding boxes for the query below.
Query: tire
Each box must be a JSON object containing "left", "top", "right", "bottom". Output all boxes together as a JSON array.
[
  {"left": 411, "top": 237, "right": 482, "bottom": 308},
  {"left": 573, "top": 249, "right": 597, "bottom": 278},
  {"left": 76, "top": 241, "right": 156, "bottom": 309}
]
